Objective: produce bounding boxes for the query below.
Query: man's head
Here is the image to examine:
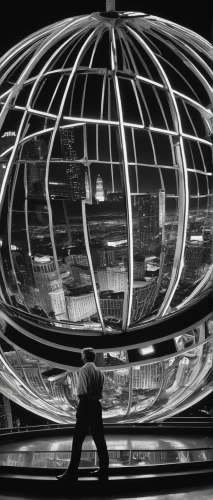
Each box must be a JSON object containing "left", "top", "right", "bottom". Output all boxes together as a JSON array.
[{"left": 81, "top": 347, "right": 96, "bottom": 364}]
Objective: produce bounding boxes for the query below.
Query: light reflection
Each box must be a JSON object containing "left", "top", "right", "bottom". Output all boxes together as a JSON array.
[
  {"left": 0, "top": 446, "right": 213, "bottom": 468},
  {"left": 0, "top": 327, "right": 211, "bottom": 423},
  {"left": 0, "top": 9, "right": 212, "bottom": 332},
  {"left": 0, "top": 7, "right": 212, "bottom": 422}
]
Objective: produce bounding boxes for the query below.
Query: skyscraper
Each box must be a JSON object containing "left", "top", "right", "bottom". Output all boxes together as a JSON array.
[
  {"left": 131, "top": 279, "right": 158, "bottom": 323},
  {"left": 159, "top": 189, "right": 166, "bottom": 229},
  {"left": 0, "top": 131, "right": 16, "bottom": 154},
  {"left": 97, "top": 266, "right": 127, "bottom": 293},
  {"left": 23, "top": 136, "right": 47, "bottom": 199},
  {"left": 181, "top": 241, "right": 204, "bottom": 284},
  {"left": 60, "top": 129, "right": 86, "bottom": 200},
  {"left": 95, "top": 174, "right": 104, "bottom": 202},
  {"left": 85, "top": 171, "right": 91, "bottom": 200},
  {"left": 32, "top": 255, "right": 67, "bottom": 320},
  {"left": 0, "top": 131, "right": 16, "bottom": 189},
  {"left": 138, "top": 191, "right": 165, "bottom": 254},
  {"left": 100, "top": 295, "right": 124, "bottom": 320},
  {"left": 96, "top": 248, "right": 115, "bottom": 267},
  {"left": 66, "top": 293, "right": 96, "bottom": 322},
  {"left": 132, "top": 364, "right": 160, "bottom": 390}
]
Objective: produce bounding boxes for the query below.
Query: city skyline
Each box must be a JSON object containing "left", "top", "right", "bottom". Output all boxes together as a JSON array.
[
  {"left": 0, "top": 5, "right": 212, "bottom": 333},
  {"left": 0, "top": 3, "right": 212, "bottom": 429},
  {"left": 0, "top": 125, "right": 212, "bottom": 329}
]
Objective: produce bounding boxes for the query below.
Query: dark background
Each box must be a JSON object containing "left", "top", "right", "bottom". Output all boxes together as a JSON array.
[{"left": 0, "top": 0, "right": 212, "bottom": 57}]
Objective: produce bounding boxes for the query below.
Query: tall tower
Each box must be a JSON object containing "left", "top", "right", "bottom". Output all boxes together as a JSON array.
[
  {"left": 95, "top": 174, "right": 104, "bottom": 202},
  {"left": 0, "top": 131, "right": 16, "bottom": 188},
  {"left": 0, "top": 131, "right": 16, "bottom": 154},
  {"left": 60, "top": 129, "right": 86, "bottom": 200},
  {"left": 24, "top": 136, "right": 47, "bottom": 198},
  {"left": 181, "top": 241, "right": 204, "bottom": 284},
  {"left": 159, "top": 189, "right": 166, "bottom": 229},
  {"left": 32, "top": 255, "right": 67, "bottom": 320},
  {"left": 85, "top": 170, "right": 91, "bottom": 200},
  {"left": 138, "top": 193, "right": 160, "bottom": 253}
]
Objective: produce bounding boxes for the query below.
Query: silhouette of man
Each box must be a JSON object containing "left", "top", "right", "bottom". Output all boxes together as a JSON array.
[{"left": 57, "top": 347, "right": 109, "bottom": 482}]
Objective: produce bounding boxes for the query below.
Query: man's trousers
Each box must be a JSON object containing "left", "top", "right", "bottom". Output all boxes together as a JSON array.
[{"left": 66, "top": 399, "right": 109, "bottom": 475}]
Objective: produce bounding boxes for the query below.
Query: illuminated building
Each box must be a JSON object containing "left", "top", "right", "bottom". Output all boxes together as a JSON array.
[
  {"left": 32, "top": 255, "right": 67, "bottom": 319},
  {"left": 181, "top": 241, "right": 204, "bottom": 284},
  {"left": 0, "top": 132, "right": 16, "bottom": 154},
  {"left": 202, "top": 228, "right": 212, "bottom": 265},
  {"left": 159, "top": 189, "right": 166, "bottom": 229},
  {"left": 23, "top": 136, "right": 47, "bottom": 199},
  {"left": 0, "top": 132, "right": 16, "bottom": 189},
  {"left": 97, "top": 266, "right": 127, "bottom": 293},
  {"left": 95, "top": 174, "right": 104, "bottom": 202},
  {"left": 133, "top": 260, "right": 146, "bottom": 280},
  {"left": 131, "top": 280, "right": 158, "bottom": 323},
  {"left": 60, "top": 129, "right": 86, "bottom": 200},
  {"left": 65, "top": 255, "right": 91, "bottom": 286},
  {"left": 132, "top": 364, "right": 160, "bottom": 390},
  {"left": 97, "top": 248, "right": 115, "bottom": 267},
  {"left": 0, "top": 5, "right": 212, "bottom": 425},
  {"left": 114, "top": 369, "right": 129, "bottom": 386},
  {"left": 138, "top": 193, "right": 160, "bottom": 253},
  {"left": 85, "top": 171, "right": 91, "bottom": 200},
  {"left": 65, "top": 254, "right": 88, "bottom": 267},
  {"left": 100, "top": 295, "right": 124, "bottom": 319},
  {"left": 66, "top": 292, "right": 96, "bottom": 322}
]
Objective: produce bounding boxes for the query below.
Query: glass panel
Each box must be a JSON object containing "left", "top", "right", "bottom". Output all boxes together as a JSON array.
[
  {"left": 130, "top": 188, "right": 165, "bottom": 325},
  {"left": 171, "top": 176, "right": 213, "bottom": 308},
  {"left": 86, "top": 163, "right": 128, "bottom": 331},
  {"left": 128, "top": 363, "right": 162, "bottom": 418},
  {"left": 102, "top": 368, "right": 130, "bottom": 419}
]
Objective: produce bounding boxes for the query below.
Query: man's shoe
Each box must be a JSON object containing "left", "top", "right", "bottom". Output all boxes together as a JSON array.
[{"left": 90, "top": 468, "right": 109, "bottom": 481}]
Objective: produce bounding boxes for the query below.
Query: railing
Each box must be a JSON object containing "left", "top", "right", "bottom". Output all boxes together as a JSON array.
[
  {"left": 0, "top": 447, "right": 213, "bottom": 469},
  {"left": 0, "top": 417, "right": 212, "bottom": 435}
]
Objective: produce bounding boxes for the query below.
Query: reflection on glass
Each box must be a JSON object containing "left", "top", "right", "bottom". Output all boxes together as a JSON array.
[
  {"left": 171, "top": 192, "right": 213, "bottom": 308},
  {"left": 0, "top": 14, "right": 212, "bottom": 333},
  {"left": 86, "top": 162, "right": 128, "bottom": 331},
  {"left": 129, "top": 363, "right": 162, "bottom": 416},
  {"left": 0, "top": 447, "right": 213, "bottom": 469},
  {"left": 102, "top": 368, "right": 129, "bottom": 419},
  {"left": 130, "top": 192, "right": 165, "bottom": 324},
  {"left": 103, "top": 351, "right": 127, "bottom": 366},
  {"left": 0, "top": 333, "right": 212, "bottom": 423}
]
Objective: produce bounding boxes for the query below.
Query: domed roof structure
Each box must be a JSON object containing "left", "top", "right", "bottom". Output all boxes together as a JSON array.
[{"left": 0, "top": 3, "right": 212, "bottom": 423}]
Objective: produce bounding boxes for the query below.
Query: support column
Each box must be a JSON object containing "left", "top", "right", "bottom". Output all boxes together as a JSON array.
[{"left": 106, "top": 0, "right": 116, "bottom": 11}]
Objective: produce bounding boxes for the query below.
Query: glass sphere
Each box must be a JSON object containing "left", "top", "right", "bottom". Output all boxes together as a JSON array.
[
  {"left": 0, "top": 10, "right": 212, "bottom": 423},
  {"left": 0, "top": 10, "right": 212, "bottom": 334}
]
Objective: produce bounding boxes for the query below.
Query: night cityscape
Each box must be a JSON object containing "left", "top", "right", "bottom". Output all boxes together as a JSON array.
[
  {"left": 0, "top": 109, "right": 212, "bottom": 332},
  {"left": 0, "top": 0, "right": 212, "bottom": 497}
]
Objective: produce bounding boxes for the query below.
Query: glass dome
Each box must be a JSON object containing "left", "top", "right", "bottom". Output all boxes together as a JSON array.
[
  {"left": 0, "top": 6, "right": 212, "bottom": 423},
  {"left": 0, "top": 9, "right": 212, "bottom": 334}
]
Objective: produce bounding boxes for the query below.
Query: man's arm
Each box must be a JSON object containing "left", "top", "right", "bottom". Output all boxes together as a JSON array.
[{"left": 77, "top": 367, "right": 88, "bottom": 397}]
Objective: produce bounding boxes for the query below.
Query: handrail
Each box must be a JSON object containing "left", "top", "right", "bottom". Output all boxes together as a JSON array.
[
  {"left": 0, "top": 418, "right": 212, "bottom": 436},
  {"left": 0, "top": 447, "right": 212, "bottom": 453}
]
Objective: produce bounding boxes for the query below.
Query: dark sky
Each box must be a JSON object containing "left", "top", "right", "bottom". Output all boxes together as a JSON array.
[{"left": 0, "top": 0, "right": 212, "bottom": 57}]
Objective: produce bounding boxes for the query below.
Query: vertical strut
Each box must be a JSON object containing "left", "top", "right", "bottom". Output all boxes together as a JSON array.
[{"left": 106, "top": 0, "right": 116, "bottom": 11}]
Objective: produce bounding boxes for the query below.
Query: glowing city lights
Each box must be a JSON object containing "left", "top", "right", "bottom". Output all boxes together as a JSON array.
[{"left": 0, "top": 5, "right": 212, "bottom": 423}]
